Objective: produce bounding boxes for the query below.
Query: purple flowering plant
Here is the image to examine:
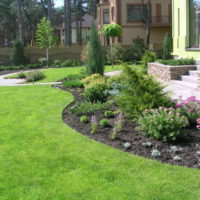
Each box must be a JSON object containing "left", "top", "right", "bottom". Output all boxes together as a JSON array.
[{"left": 174, "top": 96, "right": 200, "bottom": 126}]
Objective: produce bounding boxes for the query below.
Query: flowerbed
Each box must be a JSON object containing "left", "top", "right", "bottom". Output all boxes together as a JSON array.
[{"left": 61, "top": 65, "right": 200, "bottom": 169}]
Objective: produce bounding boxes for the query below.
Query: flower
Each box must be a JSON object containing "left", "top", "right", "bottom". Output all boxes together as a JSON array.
[{"left": 187, "top": 96, "right": 196, "bottom": 102}]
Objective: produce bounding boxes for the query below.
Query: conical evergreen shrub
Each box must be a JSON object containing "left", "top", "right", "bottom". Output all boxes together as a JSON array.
[
  {"left": 86, "top": 22, "right": 104, "bottom": 76},
  {"left": 10, "top": 40, "right": 27, "bottom": 65},
  {"left": 162, "top": 34, "right": 172, "bottom": 60}
]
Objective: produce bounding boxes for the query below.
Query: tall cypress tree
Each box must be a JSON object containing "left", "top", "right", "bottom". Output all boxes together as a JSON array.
[
  {"left": 86, "top": 22, "right": 104, "bottom": 76},
  {"left": 162, "top": 34, "right": 172, "bottom": 60}
]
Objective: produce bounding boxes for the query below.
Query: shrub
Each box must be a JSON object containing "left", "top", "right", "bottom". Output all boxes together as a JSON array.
[
  {"left": 39, "top": 57, "right": 48, "bottom": 66},
  {"left": 106, "top": 43, "right": 125, "bottom": 65},
  {"left": 157, "top": 58, "right": 195, "bottom": 66},
  {"left": 162, "top": 34, "right": 172, "bottom": 60},
  {"left": 141, "top": 50, "right": 157, "bottom": 67},
  {"left": 26, "top": 71, "right": 45, "bottom": 82},
  {"left": 63, "top": 80, "right": 83, "bottom": 88},
  {"left": 138, "top": 107, "right": 189, "bottom": 142},
  {"left": 99, "top": 119, "right": 109, "bottom": 128},
  {"left": 102, "top": 24, "right": 122, "bottom": 37},
  {"left": 80, "top": 116, "right": 89, "bottom": 124},
  {"left": 70, "top": 102, "right": 109, "bottom": 115},
  {"left": 115, "top": 65, "right": 173, "bottom": 118},
  {"left": 84, "top": 83, "right": 109, "bottom": 103},
  {"left": 128, "top": 37, "right": 146, "bottom": 61},
  {"left": 82, "top": 74, "right": 104, "bottom": 86},
  {"left": 52, "top": 59, "right": 62, "bottom": 67},
  {"left": 17, "top": 72, "right": 26, "bottom": 79},
  {"left": 174, "top": 96, "right": 200, "bottom": 125},
  {"left": 86, "top": 22, "right": 104, "bottom": 75},
  {"left": 104, "top": 111, "right": 114, "bottom": 118},
  {"left": 10, "top": 40, "right": 27, "bottom": 65}
]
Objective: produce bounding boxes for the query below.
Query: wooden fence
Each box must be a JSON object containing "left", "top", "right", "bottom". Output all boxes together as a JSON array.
[{"left": 0, "top": 47, "right": 83, "bottom": 65}]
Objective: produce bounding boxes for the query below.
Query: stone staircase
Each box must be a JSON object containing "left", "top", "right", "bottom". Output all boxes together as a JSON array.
[{"left": 171, "top": 65, "right": 200, "bottom": 91}]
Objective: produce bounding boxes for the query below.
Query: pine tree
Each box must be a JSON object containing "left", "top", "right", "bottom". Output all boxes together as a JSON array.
[
  {"left": 86, "top": 22, "right": 104, "bottom": 75},
  {"left": 162, "top": 34, "right": 172, "bottom": 60},
  {"left": 10, "top": 40, "right": 26, "bottom": 65}
]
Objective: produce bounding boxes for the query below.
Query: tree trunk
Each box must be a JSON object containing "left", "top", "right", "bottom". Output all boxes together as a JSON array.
[
  {"left": 64, "top": 0, "right": 72, "bottom": 46},
  {"left": 78, "top": 0, "right": 83, "bottom": 46},
  {"left": 48, "top": 0, "right": 53, "bottom": 24},
  {"left": 16, "top": 0, "right": 24, "bottom": 44},
  {"left": 46, "top": 48, "right": 49, "bottom": 67}
]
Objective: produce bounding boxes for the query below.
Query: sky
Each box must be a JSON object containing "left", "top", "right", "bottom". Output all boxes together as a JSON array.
[{"left": 54, "top": 0, "right": 63, "bottom": 8}]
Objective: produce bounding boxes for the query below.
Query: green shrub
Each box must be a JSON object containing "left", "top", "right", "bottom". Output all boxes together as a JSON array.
[
  {"left": 17, "top": 72, "right": 26, "bottom": 79},
  {"left": 104, "top": 110, "right": 114, "bottom": 118},
  {"left": 80, "top": 116, "right": 89, "bottom": 124},
  {"left": 63, "top": 80, "right": 83, "bottom": 88},
  {"left": 26, "top": 71, "right": 45, "bottom": 82},
  {"left": 10, "top": 40, "right": 27, "bottom": 65},
  {"left": 162, "top": 34, "right": 172, "bottom": 60},
  {"left": 70, "top": 102, "right": 109, "bottom": 115},
  {"left": 157, "top": 58, "right": 195, "bottom": 66},
  {"left": 141, "top": 50, "right": 157, "bottom": 67},
  {"left": 82, "top": 74, "right": 104, "bottom": 86},
  {"left": 138, "top": 107, "right": 189, "bottom": 142},
  {"left": 84, "top": 83, "right": 109, "bottom": 103},
  {"left": 52, "top": 59, "right": 62, "bottom": 67},
  {"left": 99, "top": 119, "right": 109, "bottom": 128},
  {"left": 107, "top": 43, "right": 125, "bottom": 65},
  {"left": 39, "top": 57, "right": 48, "bottom": 66},
  {"left": 127, "top": 37, "right": 146, "bottom": 61},
  {"left": 115, "top": 65, "right": 173, "bottom": 118},
  {"left": 86, "top": 22, "right": 104, "bottom": 75}
]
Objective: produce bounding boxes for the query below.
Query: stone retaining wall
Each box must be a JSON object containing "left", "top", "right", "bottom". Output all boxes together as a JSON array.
[{"left": 148, "top": 62, "right": 196, "bottom": 81}]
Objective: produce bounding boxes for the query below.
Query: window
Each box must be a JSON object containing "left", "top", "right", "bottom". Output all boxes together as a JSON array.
[
  {"left": 103, "top": 9, "right": 110, "bottom": 24},
  {"left": 127, "top": 5, "right": 147, "bottom": 22},
  {"left": 112, "top": 7, "right": 115, "bottom": 20},
  {"left": 190, "top": 0, "right": 200, "bottom": 48}
]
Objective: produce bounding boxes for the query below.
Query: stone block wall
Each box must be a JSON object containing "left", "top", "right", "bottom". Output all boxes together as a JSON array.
[{"left": 148, "top": 62, "right": 196, "bottom": 81}]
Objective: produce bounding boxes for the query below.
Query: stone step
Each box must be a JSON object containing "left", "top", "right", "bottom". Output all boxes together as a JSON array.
[
  {"left": 181, "top": 75, "right": 198, "bottom": 84},
  {"left": 196, "top": 65, "right": 200, "bottom": 70},
  {"left": 171, "top": 80, "right": 197, "bottom": 90},
  {"left": 189, "top": 70, "right": 200, "bottom": 76}
]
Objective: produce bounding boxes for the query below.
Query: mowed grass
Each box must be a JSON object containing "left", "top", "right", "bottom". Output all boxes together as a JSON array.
[
  {"left": 6, "top": 65, "right": 144, "bottom": 83},
  {"left": 0, "top": 86, "right": 200, "bottom": 199}
]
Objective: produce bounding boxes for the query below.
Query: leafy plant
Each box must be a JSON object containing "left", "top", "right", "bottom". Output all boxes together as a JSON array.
[
  {"left": 26, "top": 71, "right": 45, "bottom": 82},
  {"left": 106, "top": 43, "right": 125, "bottom": 65},
  {"left": 63, "top": 80, "right": 83, "bottom": 88},
  {"left": 86, "top": 22, "right": 104, "bottom": 75},
  {"left": 102, "top": 24, "right": 122, "bottom": 37},
  {"left": 141, "top": 50, "right": 157, "bottom": 67},
  {"left": 70, "top": 102, "right": 109, "bottom": 115},
  {"left": 157, "top": 58, "right": 195, "bottom": 66},
  {"left": 174, "top": 96, "right": 200, "bottom": 125},
  {"left": 84, "top": 83, "right": 109, "bottom": 103},
  {"left": 138, "top": 107, "right": 189, "bottom": 142},
  {"left": 82, "top": 74, "right": 104, "bottom": 87},
  {"left": 162, "top": 34, "right": 172, "bottom": 60},
  {"left": 104, "top": 111, "right": 114, "bottom": 118},
  {"left": 10, "top": 40, "right": 27, "bottom": 65},
  {"left": 99, "top": 119, "right": 109, "bottom": 128},
  {"left": 115, "top": 65, "right": 173, "bottom": 118},
  {"left": 17, "top": 72, "right": 26, "bottom": 79},
  {"left": 80, "top": 116, "right": 89, "bottom": 124},
  {"left": 36, "top": 17, "right": 57, "bottom": 67},
  {"left": 39, "top": 57, "right": 48, "bottom": 66}
]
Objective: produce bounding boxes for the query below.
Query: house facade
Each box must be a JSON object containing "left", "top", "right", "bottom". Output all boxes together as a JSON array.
[
  {"left": 172, "top": 0, "right": 200, "bottom": 60},
  {"left": 97, "top": 0, "right": 172, "bottom": 49},
  {"left": 59, "top": 14, "right": 94, "bottom": 45}
]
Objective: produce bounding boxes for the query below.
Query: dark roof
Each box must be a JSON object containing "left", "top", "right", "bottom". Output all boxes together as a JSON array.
[{"left": 71, "top": 14, "right": 94, "bottom": 28}]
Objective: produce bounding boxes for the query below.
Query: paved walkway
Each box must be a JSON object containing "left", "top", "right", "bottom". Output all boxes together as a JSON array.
[
  {"left": 1, "top": 70, "right": 200, "bottom": 100},
  {"left": 0, "top": 71, "right": 61, "bottom": 86}
]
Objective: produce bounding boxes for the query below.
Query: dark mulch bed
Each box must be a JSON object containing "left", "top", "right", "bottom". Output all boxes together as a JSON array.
[{"left": 61, "top": 86, "right": 200, "bottom": 169}]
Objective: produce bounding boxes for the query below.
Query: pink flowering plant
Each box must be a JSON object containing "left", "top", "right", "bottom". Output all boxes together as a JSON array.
[
  {"left": 196, "top": 118, "right": 200, "bottom": 129},
  {"left": 174, "top": 96, "right": 200, "bottom": 126},
  {"left": 138, "top": 107, "right": 189, "bottom": 142}
]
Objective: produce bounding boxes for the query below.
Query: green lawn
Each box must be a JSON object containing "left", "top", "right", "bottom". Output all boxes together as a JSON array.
[
  {"left": 1, "top": 85, "right": 200, "bottom": 199},
  {"left": 6, "top": 65, "right": 144, "bottom": 83}
]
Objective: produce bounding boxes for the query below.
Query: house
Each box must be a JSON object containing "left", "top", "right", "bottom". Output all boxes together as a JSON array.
[
  {"left": 172, "top": 0, "right": 200, "bottom": 61},
  {"left": 59, "top": 14, "right": 94, "bottom": 45},
  {"left": 97, "top": 0, "right": 172, "bottom": 49}
]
